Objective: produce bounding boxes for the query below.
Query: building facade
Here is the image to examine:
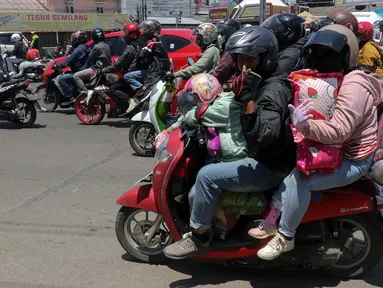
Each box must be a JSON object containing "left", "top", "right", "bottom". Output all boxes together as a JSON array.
[{"left": 41, "top": 0, "right": 118, "bottom": 13}]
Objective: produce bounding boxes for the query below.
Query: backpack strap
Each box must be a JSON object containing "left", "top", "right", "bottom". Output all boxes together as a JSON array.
[{"left": 195, "top": 103, "right": 209, "bottom": 120}]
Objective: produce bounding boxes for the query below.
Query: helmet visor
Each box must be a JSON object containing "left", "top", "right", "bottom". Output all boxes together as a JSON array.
[
  {"left": 224, "top": 45, "right": 266, "bottom": 56},
  {"left": 304, "top": 30, "right": 347, "bottom": 53}
]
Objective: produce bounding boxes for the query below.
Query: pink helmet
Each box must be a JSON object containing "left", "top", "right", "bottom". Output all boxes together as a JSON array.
[{"left": 184, "top": 73, "right": 222, "bottom": 103}]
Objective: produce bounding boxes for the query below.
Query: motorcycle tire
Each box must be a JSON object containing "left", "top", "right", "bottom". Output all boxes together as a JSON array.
[
  {"left": 324, "top": 214, "right": 383, "bottom": 278},
  {"left": 75, "top": 94, "right": 105, "bottom": 125},
  {"left": 129, "top": 122, "right": 156, "bottom": 157},
  {"left": 35, "top": 83, "right": 59, "bottom": 112},
  {"left": 115, "top": 207, "right": 170, "bottom": 264},
  {"left": 15, "top": 97, "right": 37, "bottom": 128}
]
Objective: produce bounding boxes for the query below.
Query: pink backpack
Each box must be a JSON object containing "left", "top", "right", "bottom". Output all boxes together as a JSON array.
[{"left": 289, "top": 69, "right": 344, "bottom": 175}]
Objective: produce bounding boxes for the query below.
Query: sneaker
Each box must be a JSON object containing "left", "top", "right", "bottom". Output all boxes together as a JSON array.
[
  {"left": 126, "top": 98, "right": 138, "bottom": 114},
  {"left": 61, "top": 97, "right": 76, "bottom": 106},
  {"left": 163, "top": 231, "right": 211, "bottom": 260},
  {"left": 248, "top": 220, "right": 277, "bottom": 239},
  {"left": 257, "top": 232, "right": 294, "bottom": 261}
]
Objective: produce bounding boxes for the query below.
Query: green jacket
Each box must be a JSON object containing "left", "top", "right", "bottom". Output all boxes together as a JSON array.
[
  {"left": 184, "top": 91, "right": 248, "bottom": 162},
  {"left": 174, "top": 43, "right": 220, "bottom": 79},
  {"left": 31, "top": 34, "right": 39, "bottom": 49}
]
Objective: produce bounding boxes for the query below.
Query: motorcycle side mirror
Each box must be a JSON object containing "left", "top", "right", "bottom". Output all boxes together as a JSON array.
[
  {"left": 187, "top": 57, "right": 195, "bottom": 66},
  {"left": 169, "top": 58, "right": 176, "bottom": 69}
]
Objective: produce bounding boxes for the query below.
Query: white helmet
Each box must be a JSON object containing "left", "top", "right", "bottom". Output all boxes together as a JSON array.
[{"left": 11, "top": 33, "right": 21, "bottom": 43}]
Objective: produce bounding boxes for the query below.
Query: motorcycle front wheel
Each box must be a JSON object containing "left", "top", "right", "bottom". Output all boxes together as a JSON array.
[
  {"left": 115, "top": 207, "right": 171, "bottom": 263},
  {"left": 15, "top": 97, "right": 37, "bottom": 128},
  {"left": 75, "top": 94, "right": 105, "bottom": 125},
  {"left": 129, "top": 122, "right": 156, "bottom": 156}
]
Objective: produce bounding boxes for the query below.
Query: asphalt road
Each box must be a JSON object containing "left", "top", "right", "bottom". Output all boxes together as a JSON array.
[{"left": 0, "top": 86, "right": 382, "bottom": 288}]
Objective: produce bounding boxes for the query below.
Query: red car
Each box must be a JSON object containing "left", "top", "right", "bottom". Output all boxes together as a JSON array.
[{"left": 42, "top": 29, "right": 201, "bottom": 82}]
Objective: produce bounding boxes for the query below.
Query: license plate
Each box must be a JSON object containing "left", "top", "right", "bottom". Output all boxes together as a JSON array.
[
  {"left": 27, "top": 94, "right": 41, "bottom": 101},
  {"left": 133, "top": 172, "right": 153, "bottom": 186}
]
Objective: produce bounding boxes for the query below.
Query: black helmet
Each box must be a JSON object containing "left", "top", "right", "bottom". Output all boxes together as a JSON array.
[
  {"left": 260, "top": 13, "right": 305, "bottom": 51},
  {"left": 140, "top": 19, "right": 161, "bottom": 37},
  {"left": 92, "top": 28, "right": 105, "bottom": 44},
  {"left": 217, "top": 18, "right": 241, "bottom": 50},
  {"left": 70, "top": 30, "right": 87, "bottom": 48},
  {"left": 224, "top": 26, "right": 279, "bottom": 73}
]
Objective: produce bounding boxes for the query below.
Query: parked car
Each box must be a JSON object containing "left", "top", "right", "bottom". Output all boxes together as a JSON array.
[
  {"left": 42, "top": 29, "right": 202, "bottom": 82},
  {"left": 0, "top": 32, "right": 29, "bottom": 56}
]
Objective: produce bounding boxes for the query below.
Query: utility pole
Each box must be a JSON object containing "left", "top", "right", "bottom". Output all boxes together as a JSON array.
[
  {"left": 259, "top": 0, "right": 266, "bottom": 23},
  {"left": 144, "top": 0, "right": 148, "bottom": 21},
  {"left": 141, "top": 0, "right": 145, "bottom": 20},
  {"left": 137, "top": 4, "right": 141, "bottom": 23}
]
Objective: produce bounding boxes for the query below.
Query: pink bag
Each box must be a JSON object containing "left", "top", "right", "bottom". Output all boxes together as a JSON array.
[{"left": 289, "top": 69, "right": 344, "bottom": 175}]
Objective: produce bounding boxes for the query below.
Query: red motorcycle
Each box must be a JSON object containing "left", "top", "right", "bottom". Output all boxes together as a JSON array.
[{"left": 115, "top": 126, "right": 383, "bottom": 278}]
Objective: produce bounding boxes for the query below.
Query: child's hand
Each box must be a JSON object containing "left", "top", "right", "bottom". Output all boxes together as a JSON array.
[{"left": 288, "top": 99, "right": 314, "bottom": 132}]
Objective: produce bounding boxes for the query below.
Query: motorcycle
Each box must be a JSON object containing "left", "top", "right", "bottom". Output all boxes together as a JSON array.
[
  {"left": 2, "top": 50, "right": 46, "bottom": 82},
  {"left": 128, "top": 58, "right": 192, "bottom": 156},
  {"left": 115, "top": 127, "right": 383, "bottom": 278},
  {"left": 35, "top": 64, "right": 78, "bottom": 112},
  {"left": 0, "top": 77, "right": 40, "bottom": 128}
]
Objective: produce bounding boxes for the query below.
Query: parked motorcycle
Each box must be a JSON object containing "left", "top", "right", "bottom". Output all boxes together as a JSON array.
[
  {"left": 128, "top": 58, "right": 191, "bottom": 156},
  {"left": 115, "top": 127, "right": 383, "bottom": 278},
  {"left": 0, "top": 77, "right": 40, "bottom": 127}
]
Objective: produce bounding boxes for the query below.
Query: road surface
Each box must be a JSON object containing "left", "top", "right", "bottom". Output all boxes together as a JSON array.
[{"left": 0, "top": 98, "right": 382, "bottom": 287}]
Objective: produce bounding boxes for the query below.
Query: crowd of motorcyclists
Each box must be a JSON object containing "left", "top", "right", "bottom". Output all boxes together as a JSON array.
[{"left": 3, "top": 9, "right": 383, "bottom": 265}]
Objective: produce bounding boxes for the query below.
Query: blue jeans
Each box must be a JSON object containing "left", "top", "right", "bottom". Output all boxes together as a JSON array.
[
  {"left": 57, "top": 73, "right": 75, "bottom": 98},
  {"left": 124, "top": 70, "right": 146, "bottom": 90},
  {"left": 188, "top": 158, "right": 288, "bottom": 230},
  {"left": 276, "top": 155, "right": 374, "bottom": 238}
]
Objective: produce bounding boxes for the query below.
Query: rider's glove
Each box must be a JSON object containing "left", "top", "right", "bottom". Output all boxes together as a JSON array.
[
  {"left": 288, "top": 99, "right": 314, "bottom": 132},
  {"left": 232, "top": 72, "right": 261, "bottom": 104},
  {"left": 163, "top": 71, "right": 175, "bottom": 82}
]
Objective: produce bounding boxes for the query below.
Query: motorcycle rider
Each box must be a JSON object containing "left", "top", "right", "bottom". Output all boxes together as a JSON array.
[
  {"left": 260, "top": 13, "right": 307, "bottom": 76},
  {"left": 172, "top": 23, "right": 220, "bottom": 80},
  {"left": 163, "top": 26, "right": 295, "bottom": 259},
  {"left": 126, "top": 19, "right": 170, "bottom": 114},
  {"left": 73, "top": 28, "right": 112, "bottom": 96},
  {"left": 319, "top": 10, "right": 359, "bottom": 35},
  {"left": 255, "top": 24, "right": 380, "bottom": 261},
  {"left": 101, "top": 23, "right": 142, "bottom": 104},
  {"left": 357, "top": 21, "right": 383, "bottom": 76},
  {"left": 210, "top": 18, "right": 242, "bottom": 84},
  {"left": 6, "top": 34, "right": 27, "bottom": 75},
  {"left": 55, "top": 30, "right": 90, "bottom": 106}
]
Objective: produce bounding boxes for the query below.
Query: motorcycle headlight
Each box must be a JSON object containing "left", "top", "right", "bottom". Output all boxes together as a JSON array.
[{"left": 154, "top": 135, "right": 172, "bottom": 165}]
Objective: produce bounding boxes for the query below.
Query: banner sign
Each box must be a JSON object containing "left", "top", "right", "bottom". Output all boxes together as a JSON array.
[
  {"left": 0, "top": 13, "right": 131, "bottom": 32},
  {"left": 209, "top": 8, "right": 228, "bottom": 22}
]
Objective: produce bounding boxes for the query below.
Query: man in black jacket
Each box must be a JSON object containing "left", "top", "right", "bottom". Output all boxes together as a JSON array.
[{"left": 73, "top": 28, "right": 112, "bottom": 95}]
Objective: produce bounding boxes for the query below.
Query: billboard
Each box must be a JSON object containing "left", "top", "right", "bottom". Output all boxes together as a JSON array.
[{"left": 0, "top": 13, "right": 131, "bottom": 32}]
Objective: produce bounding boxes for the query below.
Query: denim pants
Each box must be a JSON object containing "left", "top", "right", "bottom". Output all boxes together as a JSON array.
[
  {"left": 188, "top": 158, "right": 288, "bottom": 230},
  {"left": 275, "top": 155, "right": 374, "bottom": 238},
  {"left": 124, "top": 70, "right": 146, "bottom": 90},
  {"left": 57, "top": 73, "right": 75, "bottom": 98}
]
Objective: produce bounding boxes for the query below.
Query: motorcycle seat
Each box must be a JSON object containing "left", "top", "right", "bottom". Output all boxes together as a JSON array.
[{"left": 1, "top": 78, "right": 24, "bottom": 87}]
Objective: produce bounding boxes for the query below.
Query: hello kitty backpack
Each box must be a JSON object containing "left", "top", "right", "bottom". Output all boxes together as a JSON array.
[{"left": 289, "top": 69, "right": 344, "bottom": 175}]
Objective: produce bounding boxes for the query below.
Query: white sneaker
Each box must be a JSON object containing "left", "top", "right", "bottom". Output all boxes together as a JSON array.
[
  {"left": 257, "top": 232, "right": 294, "bottom": 261},
  {"left": 126, "top": 98, "right": 138, "bottom": 114}
]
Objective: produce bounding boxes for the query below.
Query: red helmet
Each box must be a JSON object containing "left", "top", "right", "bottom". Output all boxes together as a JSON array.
[
  {"left": 327, "top": 10, "right": 359, "bottom": 35},
  {"left": 358, "top": 21, "right": 374, "bottom": 42},
  {"left": 123, "top": 23, "right": 140, "bottom": 40}
]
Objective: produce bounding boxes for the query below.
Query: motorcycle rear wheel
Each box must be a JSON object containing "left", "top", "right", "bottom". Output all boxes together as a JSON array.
[
  {"left": 115, "top": 207, "right": 171, "bottom": 263},
  {"left": 129, "top": 122, "right": 156, "bottom": 156},
  {"left": 325, "top": 214, "right": 383, "bottom": 278},
  {"left": 35, "top": 84, "right": 59, "bottom": 112}
]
